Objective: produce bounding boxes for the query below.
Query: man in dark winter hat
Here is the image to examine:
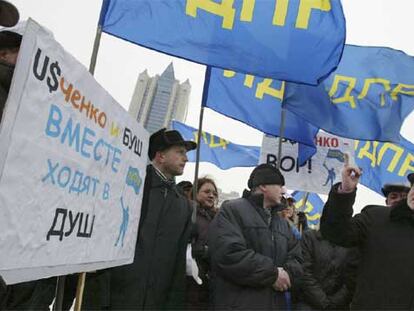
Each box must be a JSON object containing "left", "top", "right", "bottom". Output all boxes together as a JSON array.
[
  {"left": 0, "top": 0, "right": 19, "bottom": 27},
  {"left": 83, "top": 128, "right": 197, "bottom": 310},
  {"left": 320, "top": 156, "right": 414, "bottom": 310},
  {"left": 0, "top": 29, "right": 22, "bottom": 121},
  {"left": 208, "top": 163, "right": 303, "bottom": 310},
  {"left": 381, "top": 183, "right": 410, "bottom": 207}
]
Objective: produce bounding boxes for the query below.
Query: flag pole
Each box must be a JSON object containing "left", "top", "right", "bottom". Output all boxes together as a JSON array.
[
  {"left": 89, "top": 24, "right": 103, "bottom": 75},
  {"left": 72, "top": 5, "right": 105, "bottom": 311},
  {"left": 192, "top": 67, "right": 211, "bottom": 200},
  {"left": 276, "top": 108, "right": 287, "bottom": 170},
  {"left": 52, "top": 276, "right": 66, "bottom": 311}
]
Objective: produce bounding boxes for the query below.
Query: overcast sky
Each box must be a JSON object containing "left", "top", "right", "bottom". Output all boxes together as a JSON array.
[{"left": 8, "top": 0, "right": 414, "bottom": 212}]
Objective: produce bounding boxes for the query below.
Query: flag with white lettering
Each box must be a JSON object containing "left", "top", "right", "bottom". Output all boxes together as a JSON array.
[
  {"left": 99, "top": 0, "right": 346, "bottom": 84},
  {"left": 284, "top": 45, "right": 414, "bottom": 142},
  {"left": 172, "top": 121, "right": 259, "bottom": 169},
  {"left": 0, "top": 20, "right": 149, "bottom": 284}
]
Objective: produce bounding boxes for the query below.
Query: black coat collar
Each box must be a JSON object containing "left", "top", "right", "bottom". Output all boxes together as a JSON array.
[{"left": 390, "top": 201, "right": 414, "bottom": 226}]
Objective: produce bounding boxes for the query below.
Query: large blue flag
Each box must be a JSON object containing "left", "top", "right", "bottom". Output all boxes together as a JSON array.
[
  {"left": 204, "top": 67, "right": 319, "bottom": 164},
  {"left": 355, "top": 136, "right": 414, "bottom": 196},
  {"left": 292, "top": 191, "right": 324, "bottom": 227},
  {"left": 172, "top": 121, "right": 260, "bottom": 170},
  {"left": 284, "top": 45, "right": 414, "bottom": 142},
  {"left": 99, "top": 0, "right": 346, "bottom": 84}
]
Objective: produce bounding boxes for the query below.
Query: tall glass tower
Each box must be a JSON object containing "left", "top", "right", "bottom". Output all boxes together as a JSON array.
[{"left": 129, "top": 63, "right": 191, "bottom": 134}]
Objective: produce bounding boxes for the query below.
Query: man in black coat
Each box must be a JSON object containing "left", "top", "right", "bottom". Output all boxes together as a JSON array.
[
  {"left": 320, "top": 158, "right": 414, "bottom": 310},
  {"left": 82, "top": 128, "right": 197, "bottom": 310},
  {"left": 381, "top": 183, "right": 410, "bottom": 207},
  {"left": 297, "top": 229, "right": 353, "bottom": 310},
  {"left": 208, "top": 164, "right": 303, "bottom": 310}
]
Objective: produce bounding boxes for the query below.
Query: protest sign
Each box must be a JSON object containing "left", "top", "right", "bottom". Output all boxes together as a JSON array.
[
  {"left": 260, "top": 132, "right": 352, "bottom": 194},
  {"left": 0, "top": 20, "right": 149, "bottom": 284}
]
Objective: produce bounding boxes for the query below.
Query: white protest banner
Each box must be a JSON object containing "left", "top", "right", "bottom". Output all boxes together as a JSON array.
[
  {"left": 260, "top": 132, "right": 353, "bottom": 194},
  {"left": 0, "top": 19, "right": 149, "bottom": 284}
]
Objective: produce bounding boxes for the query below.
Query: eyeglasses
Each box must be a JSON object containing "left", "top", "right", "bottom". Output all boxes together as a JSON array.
[{"left": 202, "top": 189, "right": 218, "bottom": 197}]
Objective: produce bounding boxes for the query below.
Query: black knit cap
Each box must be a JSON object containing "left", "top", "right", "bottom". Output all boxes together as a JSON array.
[
  {"left": 148, "top": 128, "right": 197, "bottom": 160},
  {"left": 248, "top": 163, "right": 285, "bottom": 189},
  {"left": 408, "top": 173, "right": 414, "bottom": 186},
  {"left": 0, "top": 30, "right": 22, "bottom": 50}
]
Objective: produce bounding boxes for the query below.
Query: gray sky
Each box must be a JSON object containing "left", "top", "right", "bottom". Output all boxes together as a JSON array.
[{"left": 9, "top": 0, "right": 414, "bottom": 212}]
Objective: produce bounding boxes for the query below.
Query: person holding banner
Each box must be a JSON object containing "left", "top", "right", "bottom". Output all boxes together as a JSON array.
[
  {"left": 0, "top": 1, "right": 18, "bottom": 27},
  {"left": 83, "top": 128, "right": 196, "bottom": 310},
  {"left": 320, "top": 158, "right": 414, "bottom": 310},
  {"left": 208, "top": 164, "right": 303, "bottom": 310},
  {"left": 0, "top": 29, "right": 21, "bottom": 121},
  {"left": 0, "top": 26, "right": 56, "bottom": 311}
]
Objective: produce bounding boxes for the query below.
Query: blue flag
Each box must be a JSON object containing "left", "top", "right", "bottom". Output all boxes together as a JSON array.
[
  {"left": 172, "top": 121, "right": 260, "bottom": 170},
  {"left": 204, "top": 67, "right": 319, "bottom": 164},
  {"left": 355, "top": 136, "right": 414, "bottom": 196},
  {"left": 99, "top": 0, "right": 346, "bottom": 84},
  {"left": 292, "top": 191, "right": 324, "bottom": 226},
  {"left": 284, "top": 45, "right": 414, "bottom": 142}
]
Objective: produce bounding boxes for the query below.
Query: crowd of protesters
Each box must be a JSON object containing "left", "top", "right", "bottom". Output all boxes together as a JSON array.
[{"left": 1, "top": 1, "right": 414, "bottom": 310}]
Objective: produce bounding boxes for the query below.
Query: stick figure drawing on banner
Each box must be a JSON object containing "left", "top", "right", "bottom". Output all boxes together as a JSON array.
[
  {"left": 115, "top": 197, "right": 129, "bottom": 247},
  {"left": 322, "top": 161, "right": 336, "bottom": 188}
]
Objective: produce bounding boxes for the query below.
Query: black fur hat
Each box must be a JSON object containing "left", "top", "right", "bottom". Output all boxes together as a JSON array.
[
  {"left": 248, "top": 164, "right": 285, "bottom": 189},
  {"left": 148, "top": 128, "right": 196, "bottom": 160},
  {"left": 0, "top": 1, "right": 19, "bottom": 27}
]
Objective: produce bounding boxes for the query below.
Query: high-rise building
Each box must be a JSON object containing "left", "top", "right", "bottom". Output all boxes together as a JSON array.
[{"left": 129, "top": 63, "right": 191, "bottom": 133}]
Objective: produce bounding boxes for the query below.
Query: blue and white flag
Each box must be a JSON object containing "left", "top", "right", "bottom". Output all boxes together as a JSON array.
[
  {"left": 292, "top": 191, "right": 324, "bottom": 227},
  {"left": 204, "top": 67, "right": 319, "bottom": 164},
  {"left": 99, "top": 0, "right": 346, "bottom": 84},
  {"left": 284, "top": 45, "right": 414, "bottom": 142},
  {"left": 355, "top": 136, "right": 414, "bottom": 196},
  {"left": 172, "top": 121, "right": 260, "bottom": 170}
]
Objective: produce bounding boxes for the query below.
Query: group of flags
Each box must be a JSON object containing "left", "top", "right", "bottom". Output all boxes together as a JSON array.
[{"left": 97, "top": 0, "right": 414, "bottom": 226}]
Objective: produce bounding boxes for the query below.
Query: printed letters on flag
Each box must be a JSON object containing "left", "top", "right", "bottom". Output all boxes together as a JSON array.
[
  {"left": 284, "top": 45, "right": 414, "bottom": 142},
  {"left": 204, "top": 67, "right": 319, "bottom": 164},
  {"left": 100, "top": 0, "right": 346, "bottom": 84},
  {"left": 292, "top": 191, "right": 324, "bottom": 227},
  {"left": 172, "top": 121, "right": 260, "bottom": 170},
  {"left": 355, "top": 136, "right": 414, "bottom": 196}
]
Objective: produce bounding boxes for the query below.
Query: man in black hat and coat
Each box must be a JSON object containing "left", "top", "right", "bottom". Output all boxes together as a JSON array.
[
  {"left": 83, "top": 128, "right": 197, "bottom": 310},
  {"left": 208, "top": 164, "right": 303, "bottom": 310},
  {"left": 320, "top": 156, "right": 414, "bottom": 310},
  {"left": 0, "top": 1, "right": 19, "bottom": 28},
  {"left": 0, "top": 29, "right": 21, "bottom": 122},
  {"left": 381, "top": 183, "right": 410, "bottom": 207}
]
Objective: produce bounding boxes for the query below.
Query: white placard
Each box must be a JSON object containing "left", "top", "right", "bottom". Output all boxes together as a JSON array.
[
  {"left": 260, "top": 132, "right": 353, "bottom": 194},
  {"left": 0, "top": 20, "right": 149, "bottom": 284}
]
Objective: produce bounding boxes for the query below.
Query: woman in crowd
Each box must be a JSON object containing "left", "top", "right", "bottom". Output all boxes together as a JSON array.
[{"left": 186, "top": 177, "right": 218, "bottom": 310}]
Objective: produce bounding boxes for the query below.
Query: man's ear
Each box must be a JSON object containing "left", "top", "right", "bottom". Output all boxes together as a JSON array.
[
  {"left": 0, "top": 50, "right": 7, "bottom": 61},
  {"left": 258, "top": 184, "right": 267, "bottom": 193},
  {"left": 153, "top": 150, "right": 165, "bottom": 163}
]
